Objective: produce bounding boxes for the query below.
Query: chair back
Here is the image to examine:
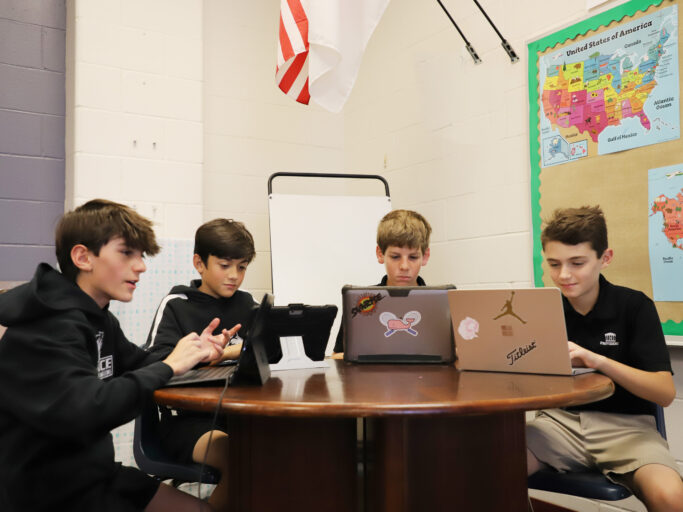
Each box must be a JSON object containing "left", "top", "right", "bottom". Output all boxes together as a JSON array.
[
  {"left": 133, "top": 400, "right": 220, "bottom": 484},
  {"left": 655, "top": 403, "right": 667, "bottom": 439}
]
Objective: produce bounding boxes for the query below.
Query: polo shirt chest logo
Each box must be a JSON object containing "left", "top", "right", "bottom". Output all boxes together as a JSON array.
[{"left": 600, "top": 332, "right": 619, "bottom": 346}]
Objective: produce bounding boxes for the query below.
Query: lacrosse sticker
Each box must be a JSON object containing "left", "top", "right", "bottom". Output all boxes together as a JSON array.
[{"left": 379, "top": 311, "right": 422, "bottom": 337}]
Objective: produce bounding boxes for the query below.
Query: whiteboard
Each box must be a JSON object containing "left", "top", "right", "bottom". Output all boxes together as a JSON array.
[{"left": 269, "top": 193, "right": 391, "bottom": 353}]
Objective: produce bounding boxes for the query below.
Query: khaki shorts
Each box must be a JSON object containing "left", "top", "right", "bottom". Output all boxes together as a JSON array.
[{"left": 526, "top": 409, "right": 681, "bottom": 487}]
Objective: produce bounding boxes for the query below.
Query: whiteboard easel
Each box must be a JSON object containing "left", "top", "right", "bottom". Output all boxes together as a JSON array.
[{"left": 268, "top": 173, "right": 391, "bottom": 355}]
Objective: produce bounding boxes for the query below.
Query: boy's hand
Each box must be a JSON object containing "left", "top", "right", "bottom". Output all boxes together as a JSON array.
[
  {"left": 221, "top": 325, "right": 243, "bottom": 361},
  {"left": 567, "top": 341, "right": 605, "bottom": 370},
  {"left": 163, "top": 318, "right": 227, "bottom": 375},
  {"left": 209, "top": 325, "right": 243, "bottom": 364},
  {"left": 200, "top": 318, "right": 229, "bottom": 355},
  {"left": 219, "top": 342, "right": 243, "bottom": 362},
  {"left": 568, "top": 342, "right": 676, "bottom": 406}
]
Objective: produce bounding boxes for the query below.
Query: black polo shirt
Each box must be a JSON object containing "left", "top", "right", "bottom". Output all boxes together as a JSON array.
[
  {"left": 564, "top": 275, "right": 672, "bottom": 416},
  {"left": 332, "top": 275, "right": 426, "bottom": 353}
]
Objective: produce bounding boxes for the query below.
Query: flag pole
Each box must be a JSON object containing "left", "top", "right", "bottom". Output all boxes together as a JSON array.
[
  {"left": 472, "top": 0, "right": 519, "bottom": 63},
  {"left": 435, "top": 0, "right": 481, "bottom": 64}
]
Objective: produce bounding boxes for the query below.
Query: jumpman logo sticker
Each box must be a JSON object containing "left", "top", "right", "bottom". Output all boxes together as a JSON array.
[
  {"left": 379, "top": 311, "right": 422, "bottom": 337},
  {"left": 493, "top": 291, "right": 526, "bottom": 324}
]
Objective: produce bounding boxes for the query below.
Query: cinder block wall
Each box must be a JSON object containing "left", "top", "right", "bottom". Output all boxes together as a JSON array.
[
  {"left": 66, "top": 0, "right": 204, "bottom": 239},
  {"left": 0, "top": 0, "right": 65, "bottom": 280}
]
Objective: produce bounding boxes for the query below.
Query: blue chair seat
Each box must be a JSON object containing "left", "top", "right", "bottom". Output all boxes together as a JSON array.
[{"left": 528, "top": 469, "right": 631, "bottom": 501}]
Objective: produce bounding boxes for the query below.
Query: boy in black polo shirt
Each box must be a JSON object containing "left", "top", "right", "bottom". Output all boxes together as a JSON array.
[
  {"left": 526, "top": 206, "right": 683, "bottom": 512},
  {"left": 332, "top": 209, "right": 431, "bottom": 355}
]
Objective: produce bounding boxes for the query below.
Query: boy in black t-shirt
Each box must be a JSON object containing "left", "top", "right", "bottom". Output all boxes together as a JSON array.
[
  {"left": 146, "top": 218, "right": 256, "bottom": 511},
  {"left": 526, "top": 206, "right": 683, "bottom": 511}
]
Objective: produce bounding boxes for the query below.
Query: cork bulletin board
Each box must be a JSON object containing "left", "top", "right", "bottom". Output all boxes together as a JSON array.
[{"left": 528, "top": 0, "right": 683, "bottom": 335}]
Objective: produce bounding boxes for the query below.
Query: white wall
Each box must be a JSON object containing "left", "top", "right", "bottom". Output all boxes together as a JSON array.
[
  {"left": 343, "top": 0, "right": 580, "bottom": 290},
  {"left": 66, "top": 0, "right": 204, "bottom": 239}
]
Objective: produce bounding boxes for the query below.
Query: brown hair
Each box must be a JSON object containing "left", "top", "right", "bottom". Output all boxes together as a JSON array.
[
  {"left": 376, "top": 209, "right": 431, "bottom": 254},
  {"left": 194, "top": 218, "right": 255, "bottom": 264},
  {"left": 541, "top": 205, "right": 608, "bottom": 257},
  {"left": 55, "top": 199, "right": 160, "bottom": 280}
]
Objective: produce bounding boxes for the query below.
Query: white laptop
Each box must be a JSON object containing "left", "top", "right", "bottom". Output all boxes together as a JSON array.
[{"left": 447, "top": 288, "right": 595, "bottom": 375}]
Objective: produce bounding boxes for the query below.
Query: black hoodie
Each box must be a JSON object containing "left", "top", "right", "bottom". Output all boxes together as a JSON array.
[
  {"left": 145, "top": 280, "right": 257, "bottom": 358},
  {"left": 0, "top": 263, "right": 173, "bottom": 511}
]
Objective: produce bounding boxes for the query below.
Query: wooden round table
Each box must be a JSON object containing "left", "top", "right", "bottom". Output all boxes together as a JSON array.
[{"left": 155, "top": 361, "right": 613, "bottom": 512}]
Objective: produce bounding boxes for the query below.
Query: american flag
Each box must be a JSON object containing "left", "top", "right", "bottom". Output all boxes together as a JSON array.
[
  {"left": 275, "top": 0, "right": 390, "bottom": 112},
  {"left": 276, "top": 0, "right": 310, "bottom": 105}
]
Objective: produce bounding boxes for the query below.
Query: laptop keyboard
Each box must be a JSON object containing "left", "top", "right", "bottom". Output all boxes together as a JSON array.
[{"left": 165, "top": 365, "right": 236, "bottom": 386}]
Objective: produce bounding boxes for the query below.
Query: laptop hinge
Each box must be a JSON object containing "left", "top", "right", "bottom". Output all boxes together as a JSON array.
[{"left": 356, "top": 354, "right": 444, "bottom": 363}]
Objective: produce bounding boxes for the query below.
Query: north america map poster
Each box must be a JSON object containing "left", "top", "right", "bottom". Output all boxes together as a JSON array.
[
  {"left": 538, "top": 4, "right": 679, "bottom": 168},
  {"left": 649, "top": 164, "right": 683, "bottom": 301},
  {"left": 530, "top": 0, "right": 683, "bottom": 336}
]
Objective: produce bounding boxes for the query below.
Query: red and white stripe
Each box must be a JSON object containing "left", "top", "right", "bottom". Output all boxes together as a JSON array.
[{"left": 276, "top": 0, "right": 310, "bottom": 104}]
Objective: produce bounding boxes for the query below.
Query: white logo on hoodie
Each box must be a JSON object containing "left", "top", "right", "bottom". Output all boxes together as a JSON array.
[{"left": 95, "top": 330, "right": 113, "bottom": 379}]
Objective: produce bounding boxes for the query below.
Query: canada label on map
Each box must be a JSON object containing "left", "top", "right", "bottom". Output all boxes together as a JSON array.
[
  {"left": 539, "top": 5, "right": 679, "bottom": 168},
  {"left": 648, "top": 164, "right": 683, "bottom": 302}
]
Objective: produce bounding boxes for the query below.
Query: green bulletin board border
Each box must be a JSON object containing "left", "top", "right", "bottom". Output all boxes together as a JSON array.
[{"left": 526, "top": 0, "right": 683, "bottom": 335}]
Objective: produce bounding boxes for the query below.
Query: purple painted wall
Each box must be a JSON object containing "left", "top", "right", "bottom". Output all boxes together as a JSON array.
[{"left": 0, "top": 0, "right": 66, "bottom": 280}]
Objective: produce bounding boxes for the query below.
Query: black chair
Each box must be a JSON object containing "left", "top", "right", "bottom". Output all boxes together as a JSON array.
[
  {"left": 133, "top": 400, "right": 220, "bottom": 485},
  {"left": 528, "top": 405, "right": 667, "bottom": 501}
]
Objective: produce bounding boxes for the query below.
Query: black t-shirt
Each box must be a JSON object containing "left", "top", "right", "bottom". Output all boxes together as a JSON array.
[
  {"left": 333, "top": 275, "right": 426, "bottom": 353},
  {"left": 564, "top": 275, "right": 672, "bottom": 416}
]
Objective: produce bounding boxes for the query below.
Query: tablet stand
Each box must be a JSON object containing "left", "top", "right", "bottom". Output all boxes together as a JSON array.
[{"left": 269, "top": 336, "right": 329, "bottom": 371}]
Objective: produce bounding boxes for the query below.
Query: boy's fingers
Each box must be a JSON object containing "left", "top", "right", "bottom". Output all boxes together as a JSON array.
[
  {"left": 200, "top": 317, "right": 221, "bottom": 338},
  {"left": 206, "top": 334, "right": 227, "bottom": 349},
  {"left": 229, "top": 323, "right": 242, "bottom": 335},
  {"left": 209, "top": 344, "right": 224, "bottom": 360},
  {"left": 222, "top": 323, "right": 242, "bottom": 340},
  {"left": 182, "top": 331, "right": 199, "bottom": 342}
]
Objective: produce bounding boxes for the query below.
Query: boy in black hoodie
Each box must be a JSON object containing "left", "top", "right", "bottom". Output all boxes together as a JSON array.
[
  {"left": 145, "top": 218, "right": 257, "bottom": 510},
  {"left": 0, "top": 199, "right": 231, "bottom": 512}
]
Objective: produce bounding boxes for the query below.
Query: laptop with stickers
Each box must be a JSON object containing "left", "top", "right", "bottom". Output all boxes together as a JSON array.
[
  {"left": 342, "top": 285, "right": 455, "bottom": 363},
  {"left": 447, "top": 288, "right": 594, "bottom": 375}
]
